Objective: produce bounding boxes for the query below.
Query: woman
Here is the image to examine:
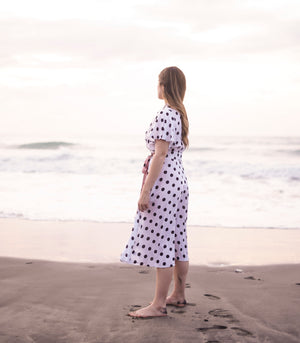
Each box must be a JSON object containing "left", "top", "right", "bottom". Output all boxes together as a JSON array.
[{"left": 120, "top": 66, "right": 189, "bottom": 318}]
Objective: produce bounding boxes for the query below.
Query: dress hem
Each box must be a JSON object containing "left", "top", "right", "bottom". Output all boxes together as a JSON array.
[{"left": 120, "top": 257, "right": 189, "bottom": 269}]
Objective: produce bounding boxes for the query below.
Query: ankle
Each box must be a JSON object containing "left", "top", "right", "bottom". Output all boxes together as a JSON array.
[
  {"left": 151, "top": 300, "right": 166, "bottom": 310},
  {"left": 168, "top": 292, "right": 185, "bottom": 301}
]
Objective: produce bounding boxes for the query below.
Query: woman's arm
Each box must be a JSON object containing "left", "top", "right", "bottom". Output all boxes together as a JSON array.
[{"left": 138, "top": 139, "right": 169, "bottom": 212}]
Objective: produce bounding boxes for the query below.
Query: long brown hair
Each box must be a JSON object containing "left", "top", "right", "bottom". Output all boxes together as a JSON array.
[{"left": 159, "top": 66, "right": 189, "bottom": 147}]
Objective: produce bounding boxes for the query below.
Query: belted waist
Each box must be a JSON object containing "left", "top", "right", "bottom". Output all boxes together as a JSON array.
[
  {"left": 140, "top": 150, "right": 183, "bottom": 191},
  {"left": 141, "top": 153, "right": 154, "bottom": 190}
]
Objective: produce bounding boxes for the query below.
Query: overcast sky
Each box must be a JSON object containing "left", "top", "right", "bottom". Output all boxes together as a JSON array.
[{"left": 1, "top": 0, "right": 300, "bottom": 139}]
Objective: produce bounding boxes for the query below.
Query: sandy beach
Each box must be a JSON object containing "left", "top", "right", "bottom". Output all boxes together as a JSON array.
[
  {"left": 0, "top": 219, "right": 300, "bottom": 342},
  {"left": 0, "top": 257, "right": 299, "bottom": 343}
]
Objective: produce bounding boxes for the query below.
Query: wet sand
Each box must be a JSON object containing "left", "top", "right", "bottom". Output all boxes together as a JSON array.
[
  {"left": 0, "top": 257, "right": 299, "bottom": 343},
  {"left": 0, "top": 218, "right": 300, "bottom": 342},
  {"left": 1, "top": 218, "right": 300, "bottom": 265}
]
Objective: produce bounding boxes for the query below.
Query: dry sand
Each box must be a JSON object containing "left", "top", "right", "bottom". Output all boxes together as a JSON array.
[{"left": 0, "top": 257, "right": 299, "bottom": 343}]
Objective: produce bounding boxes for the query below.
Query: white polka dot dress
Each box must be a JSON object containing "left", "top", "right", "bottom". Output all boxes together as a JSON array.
[{"left": 120, "top": 105, "right": 189, "bottom": 268}]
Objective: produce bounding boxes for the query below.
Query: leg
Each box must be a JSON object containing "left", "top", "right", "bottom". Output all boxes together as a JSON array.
[
  {"left": 128, "top": 267, "right": 173, "bottom": 318},
  {"left": 167, "top": 260, "right": 189, "bottom": 306},
  {"left": 152, "top": 267, "right": 173, "bottom": 308},
  {"left": 167, "top": 184, "right": 189, "bottom": 306}
]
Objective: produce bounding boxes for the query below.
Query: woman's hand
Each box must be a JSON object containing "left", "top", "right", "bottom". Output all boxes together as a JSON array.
[{"left": 138, "top": 189, "right": 150, "bottom": 212}]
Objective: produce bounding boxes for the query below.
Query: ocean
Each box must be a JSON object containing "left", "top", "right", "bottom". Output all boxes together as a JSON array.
[{"left": 0, "top": 134, "right": 299, "bottom": 229}]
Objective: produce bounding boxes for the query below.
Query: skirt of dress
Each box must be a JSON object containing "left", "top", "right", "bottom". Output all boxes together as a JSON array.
[{"left": 120, "top": 152, "right": 189, "bottom": 268}]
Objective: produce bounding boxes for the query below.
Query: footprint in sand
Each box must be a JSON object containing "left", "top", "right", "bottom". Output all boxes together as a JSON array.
[
  {"left": 208, "top": 309, "right": 239, "bottom": 323},
  {"left": 204, "top": 294, "right": 220, "bottom": 300},
  {"left": 196, "top": 325, "right": 227, "bottom": 332},
  {"left": 231, "top": 327, "right": 254, "bottom": 337},
  {"left": 208, "top": 309, "right": 233, "bottom": 320},
  {"left": 244, "top": 275, "right": 262, "bottom": 281}
]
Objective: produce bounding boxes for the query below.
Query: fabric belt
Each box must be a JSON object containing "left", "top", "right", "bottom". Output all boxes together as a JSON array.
[{"left": 141, "top": 152, "right": 154, "bottom": 190}]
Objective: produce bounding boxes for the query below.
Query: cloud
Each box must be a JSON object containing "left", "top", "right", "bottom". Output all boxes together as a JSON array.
[
  {"left": 137, "top": 0, "right": 300, "bottom": 54},
  {"left": 137, "top": 0, "right": 264, "bottom": 30},
  {"left": 138, "top": 0, "right": 298, "bottom": 29},
  {"left": 0, "top": 17, "right": 196, "bottom": 68},
  {"left": 0, "top": 0, "right": 299, "bottom": 92},
  {"left": 228, "top": 21, "right": 300, "bottom": 55},
  {"left": 0, "top": 0, "right": 299, "bottom": 72}
]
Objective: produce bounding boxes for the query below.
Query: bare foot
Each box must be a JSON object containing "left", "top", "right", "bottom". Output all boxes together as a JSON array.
[
  {"left": 166, "top": 296, "right": 187, "bottom": 307},
  {"left": 128, "top": 304, "right": 167, "bottom": 318}
]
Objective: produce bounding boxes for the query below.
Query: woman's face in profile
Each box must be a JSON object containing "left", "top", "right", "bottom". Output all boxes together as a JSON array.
[{"left": 157, "top": 81, "right": 164, "bottom": 100}]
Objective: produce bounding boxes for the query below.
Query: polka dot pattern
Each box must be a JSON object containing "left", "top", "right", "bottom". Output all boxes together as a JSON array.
[{"left": 120, "top": 105, "right": 189, "bottom": 268}]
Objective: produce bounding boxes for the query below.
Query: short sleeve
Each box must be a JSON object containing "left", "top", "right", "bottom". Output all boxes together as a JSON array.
[{"left": 151, "top": 108, "right": 179, "bottom": 143}]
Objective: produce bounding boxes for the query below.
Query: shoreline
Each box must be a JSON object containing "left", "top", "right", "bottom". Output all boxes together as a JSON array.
[
  {"left": 0, "top": 256, "right": 299, "bottom": 342},
  {"left": 1, "top": 215, "right": 299, "bottom": 230},
  {"left": 1, "top": 218, "right": 300, "bottom": 266}
]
